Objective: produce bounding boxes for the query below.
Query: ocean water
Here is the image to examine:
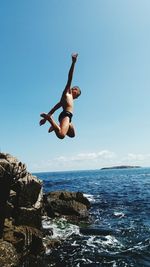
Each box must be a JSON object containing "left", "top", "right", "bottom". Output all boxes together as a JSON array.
[{"left": 35, "top": 168, "right": 150, "bottom": 267}]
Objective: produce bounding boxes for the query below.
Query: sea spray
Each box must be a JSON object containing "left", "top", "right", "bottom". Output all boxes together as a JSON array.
[{"left": 42, "top": 216, "right": 80, "bottom": 254}]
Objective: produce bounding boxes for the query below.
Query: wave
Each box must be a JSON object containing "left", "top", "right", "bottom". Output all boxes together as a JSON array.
[
  {"left": 42, "top": 216, "right": 80, "bottom": 239},
  {"left": 83, "top": 194, "right": 96, "bottom": 203},
  {"left": 113, "top": 211, "right": 125, "bottom": 218}
]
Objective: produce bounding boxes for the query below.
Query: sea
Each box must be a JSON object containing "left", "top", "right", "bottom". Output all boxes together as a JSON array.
[{"left": 35, "top": 167, "right": 150, "bottom": 267}]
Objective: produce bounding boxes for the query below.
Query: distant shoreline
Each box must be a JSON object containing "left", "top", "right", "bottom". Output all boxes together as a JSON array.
[{"left": 100, "top": 165, "right": 141, "bottom": 170}]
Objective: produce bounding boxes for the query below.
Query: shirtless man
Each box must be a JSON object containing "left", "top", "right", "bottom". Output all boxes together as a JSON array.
[{"left": 39, "top": 53, "right": 81, "bottom": 139}]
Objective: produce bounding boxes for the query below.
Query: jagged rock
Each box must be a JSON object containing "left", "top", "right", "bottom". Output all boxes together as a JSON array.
[
  {"left": 0, "top": 240, "right": 19, "bottom": 267},
  {"left": 0, "top": 152, "right": 92, "bottom": 266},
  {"left": 14, "top": 207, "right": 42, "bottom": 229},
  {"left": 3, "top": 219, "right": 44, "bottom": 255},
  {"left": 60, "top": 191, "right": 90, "bottom": 208},
  {"left": 44, "top": 238, "right": 61, "bottom": 249},
  {"left": 0, "top": 153, "right": 27, "bottom": 181},
  {"left": 0, "top": 159, "right": 13, "bottom": 177},
  {"left": 0, "top": 153, "right": 43, "bottom": 229},
  {"left": 44, "top": 191, "right": 90, "bottom": 219},
  {"left": 13, "top": 173, "right": 42, "bottom": 207},
  {"left": 0, "top": 158, "right": 14, "bottom": 238},
  {"left": 0, "top": 152, "right": 44, "bottom": 265}
]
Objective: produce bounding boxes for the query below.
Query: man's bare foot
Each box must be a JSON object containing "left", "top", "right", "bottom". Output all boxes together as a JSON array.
[
  {"left": 40, "top": 113, "right": 52, "bottom": 122},
  {"left": 48, "top": 126, "right": 54, "bottom": 133}
]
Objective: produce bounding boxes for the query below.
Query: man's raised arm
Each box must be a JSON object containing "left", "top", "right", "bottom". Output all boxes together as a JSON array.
[{"left": 62, "top": 53, "right": 78, "bottom": 96}]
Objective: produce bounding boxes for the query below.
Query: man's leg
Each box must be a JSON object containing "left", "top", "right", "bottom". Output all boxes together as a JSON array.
[
  {"left": 40, "top": 113, "right": 70, "bottom": 139},
  {"left": 48, "top": 122, "right": 75, "bottom": 137},
  {"left": 58, "top": 117, "right": 71, "bottom": 138}
]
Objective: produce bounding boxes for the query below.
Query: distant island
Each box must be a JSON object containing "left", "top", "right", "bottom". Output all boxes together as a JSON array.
[{"left": 101, "top": 165, "right": 141, "bottom": 170}]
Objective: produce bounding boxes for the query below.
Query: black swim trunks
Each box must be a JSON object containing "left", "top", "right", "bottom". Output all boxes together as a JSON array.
[{"left": 58, "top": 110, "right": 73, "bottom": 123}]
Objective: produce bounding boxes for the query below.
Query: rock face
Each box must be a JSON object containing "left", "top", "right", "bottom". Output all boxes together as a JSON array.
[
  {"left": 0, "top": 153, "right": 43, "bottom": 228},
  {"left": 0, "top": 152, "right": 91, "bottom": 265},
  {"left": 0, "top": 153, "right": 44, "bottom": 266},
  {"left": 0, "top": 240, "right": 19, "bottom": 267},
  {"left": 44, "top": 191, "right": 90, "bottom": 220}
]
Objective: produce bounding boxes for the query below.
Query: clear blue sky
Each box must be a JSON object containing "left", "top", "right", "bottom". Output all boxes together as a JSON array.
[{"left": 1, "top": 0, "right": 150, "bottom": 171}]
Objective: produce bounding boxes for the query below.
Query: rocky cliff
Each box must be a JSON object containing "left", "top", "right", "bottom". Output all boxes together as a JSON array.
[
  {"left": 0, "top": 153, "right": 90, "bottom": 266},
  {"left": 0, "top": 152, "right": 44, "bottom": 266}
]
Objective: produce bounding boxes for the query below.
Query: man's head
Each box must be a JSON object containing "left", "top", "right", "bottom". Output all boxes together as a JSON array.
[{"left": 71, "top": 86, "right": 81, "bottom": 99}]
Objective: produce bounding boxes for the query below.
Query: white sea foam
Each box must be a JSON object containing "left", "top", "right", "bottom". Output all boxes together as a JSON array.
[
  {"left": 103, "top": 235, "right": 120, "bottom": 246},
  {"left": 84, "top": 193, "right": 95, "bottom": 203},
  {"left": 42, "top": 216, "right": 80, "bottom": 255},
  {"left": 114, "top": 211, "right": 125, "bottom": 218},
  {"left": 102, "top": 235, "right": 124, "bottom": 251},
  {"left": 86, "top": 236, "right": 97, "bottom": 248},
  {"left": 80, "top": 234, "right": 123, "bottom": 254},
  {"left": 85, "top": 235, "right": 122, "bottom": 249},
  {"left": 42, "top": 216, "right": 80, "bottom": 240}
]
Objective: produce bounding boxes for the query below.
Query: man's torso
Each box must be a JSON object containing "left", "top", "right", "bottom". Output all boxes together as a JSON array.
[{"left": 61, "top": 92, "right": 74, "bottom": 113}]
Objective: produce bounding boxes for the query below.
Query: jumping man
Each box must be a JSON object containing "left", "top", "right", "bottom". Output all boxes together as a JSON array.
[{"left": 39, "top": 53, "right": 81, "bottom": 139}]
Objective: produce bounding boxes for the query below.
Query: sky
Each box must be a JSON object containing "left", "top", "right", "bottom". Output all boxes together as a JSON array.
[{"left": 1, "top": 0, "right": 150, "bottom": 172}]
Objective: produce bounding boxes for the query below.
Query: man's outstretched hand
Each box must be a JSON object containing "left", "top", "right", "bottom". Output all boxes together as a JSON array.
[
  {"left": 39, "top": 118, "right": 46, "bottom": 126},
  {"left": 72, "top": 53, "right": 78, "bottom": 63}
]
